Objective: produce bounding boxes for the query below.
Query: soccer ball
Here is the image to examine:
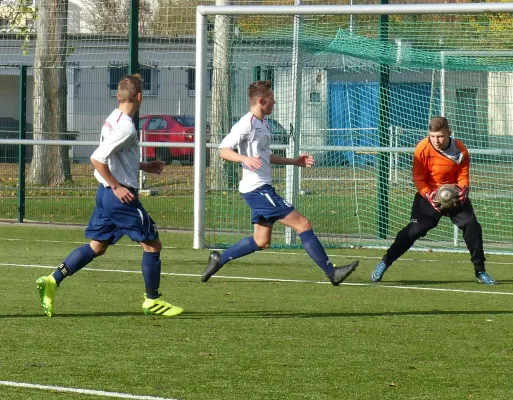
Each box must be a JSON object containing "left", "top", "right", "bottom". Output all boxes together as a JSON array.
[{"left": 434, "top": 184, "right": 461, "bottom": 211}]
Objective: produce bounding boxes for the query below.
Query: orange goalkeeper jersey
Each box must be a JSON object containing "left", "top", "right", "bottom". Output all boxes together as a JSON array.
[{"left": 412, "top": 137, "right": 470, "bottom": 197}]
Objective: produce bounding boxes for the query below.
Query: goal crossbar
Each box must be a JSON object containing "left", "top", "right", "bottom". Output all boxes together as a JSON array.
[{"left": 198, "top": 3, "right": 513, "bottom": 16}]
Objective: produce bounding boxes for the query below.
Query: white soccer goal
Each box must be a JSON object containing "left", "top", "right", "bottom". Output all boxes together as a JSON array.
[{"left": 194, "top": 3, "right": 513, "bottom": 253}]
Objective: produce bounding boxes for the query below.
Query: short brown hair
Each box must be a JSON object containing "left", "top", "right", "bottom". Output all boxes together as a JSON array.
[
  {"left": 248, "top": 80, "right": 272, "bottom": 102},
  {"left": 429, "top": 116, "right": 450, "bottom": 132},
  {"left": 118, "top": 74, "right": 143, "bottom": 103}
]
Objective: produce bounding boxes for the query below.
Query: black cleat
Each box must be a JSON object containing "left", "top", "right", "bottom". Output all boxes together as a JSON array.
[
  {"left": 201, "top": 251, "right": 222, "bottom": 282},
  {"left": 328, "top": 260, "right": 359, "bottom": 286}
]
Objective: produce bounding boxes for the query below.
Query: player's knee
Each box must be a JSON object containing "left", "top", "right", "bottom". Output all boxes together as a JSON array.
[
  {"left": 95, "top": 247, "right": 107, "bottom": 256},
  {"left": 295, "top": 217, "right": 312, "bottom": 233},
  {"left": 254, "top": 238, "right": 271, "bottom": 249},
  {"left": 149, "top": 241, "right": 163, "bottom": 252},
  {"left": 90, "top": 241, "right": 109, "bottom": 256},
  {"left": 460, "top": 217, "right": 482, "bottom": 233},
  {"left": 408, "top": 223, "right": 432, "bottom": 239}
]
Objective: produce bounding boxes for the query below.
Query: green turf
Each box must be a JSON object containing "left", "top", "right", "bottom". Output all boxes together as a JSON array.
[{"left": 1, "top": 224, "right": 513, "bottom": 399}]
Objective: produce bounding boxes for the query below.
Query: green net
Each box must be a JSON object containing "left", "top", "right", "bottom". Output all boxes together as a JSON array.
[{"left": 203, "top": 4, "right": 513, "bottom": 253}]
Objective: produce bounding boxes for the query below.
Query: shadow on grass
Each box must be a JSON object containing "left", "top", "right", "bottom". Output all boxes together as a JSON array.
[{"left": 3, "top": 309, "right": 513, "bottom": 319}]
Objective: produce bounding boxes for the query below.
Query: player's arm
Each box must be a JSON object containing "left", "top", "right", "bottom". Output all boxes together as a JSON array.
[
  {"left": 219, "top": 147, "right": 262, "bottom": 171},
  {"left": 219, "top": 122, "right": 262, "bottom": 171},
  {"left": 270, "top": 153, "right": 314, "bottom": 168},
  {"left": 90, "top": 126, "right": 135, "bottom": 203},
  {"left": 90, "top": 158, "right": 134, "bottom": 204},
  {"left": 412, "top": 146, "right": 430, "bottom": 197}
]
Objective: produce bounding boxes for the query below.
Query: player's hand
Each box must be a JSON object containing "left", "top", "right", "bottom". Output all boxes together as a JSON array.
[
  {"left": 243, "top": 155, "right": 262, "bottom": 171},
  {"left": 454, "top": 184, "right": 469, "bottom": 204},
  {"left": 426, "top": 191, "right": 441, "bottom": 212},
  {"left": 113, "top": 186, "right": 135, "bottom": 204},
  {"left": 296, "top": 153, "right": 314, "bottom": 168},
  {"left": 143, "top": 160, "right": 165, "bottom": 174}
]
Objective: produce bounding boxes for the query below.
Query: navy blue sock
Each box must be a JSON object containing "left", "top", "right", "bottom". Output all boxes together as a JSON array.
[
  {"left": 52, "top": 244, "right": 98, "bottom": 286},
  {"left": 142, "top": 251, "right": 161, "bottom": 299},
  {"left": 219, "top": 236, "right": 262, "bottom": 266},
  {"left": 299, "top": 229, "right": 334, "bottom": 275}
]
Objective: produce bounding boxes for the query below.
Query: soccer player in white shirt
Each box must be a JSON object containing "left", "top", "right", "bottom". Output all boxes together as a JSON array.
[
  {"left": 202, "top": 81, "right": 359, "bottom": 285},
  {"left": 36, "top": 74, "right": 183, "bottom": 317}
]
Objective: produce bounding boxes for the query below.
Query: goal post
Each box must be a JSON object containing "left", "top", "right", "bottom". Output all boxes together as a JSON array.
[{"left": 194, "top": 2, "right": 513, "bottom": 252}]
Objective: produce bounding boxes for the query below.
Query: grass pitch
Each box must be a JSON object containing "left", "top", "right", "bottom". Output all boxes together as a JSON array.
[{"left": 1, "top": 224, "right": 513, "bottom": 400}]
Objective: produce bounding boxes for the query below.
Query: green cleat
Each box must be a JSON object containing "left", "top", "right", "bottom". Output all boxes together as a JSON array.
[
  {"left": 142, "top": 295, "right": 183, "bottom": 317},
  {"left": 36, "top": 275, "right": 57, "bottom": 317}
]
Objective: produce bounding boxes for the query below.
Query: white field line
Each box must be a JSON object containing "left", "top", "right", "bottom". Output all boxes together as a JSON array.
[
  {"left": 2, "top": 261, "right": 513, "bottom": 296},
  {"left": 0, "top": 236, "right": 511, "bottom": 265},
  {"left": 0, "top": 380, "right": 178, "bottom": 400},
  {"left": 0, "top": 237, "right": 177, "bottom": 249}
]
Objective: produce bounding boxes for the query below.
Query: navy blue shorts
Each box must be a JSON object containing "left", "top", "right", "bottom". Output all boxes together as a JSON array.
[
  {"left": 242, "top": 184, "right": 295, "bottom": 224},
  {"left": 85, "top": 184, "right": 159, "bottom": 244}
]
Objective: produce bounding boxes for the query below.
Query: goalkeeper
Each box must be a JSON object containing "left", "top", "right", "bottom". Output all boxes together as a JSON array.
[{"left": 371, "top": 116, "right": 496, "bottom": 285}]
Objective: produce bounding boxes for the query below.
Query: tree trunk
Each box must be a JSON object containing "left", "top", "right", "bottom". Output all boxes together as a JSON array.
[
  {"left": 209, "top": 0, "right": 234, "bottom": 190},
  {"left": 29, "top": 0, "right": 69, "bottom": 186}
]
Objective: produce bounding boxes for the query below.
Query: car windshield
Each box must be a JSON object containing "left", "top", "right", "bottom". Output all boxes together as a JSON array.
[{"left": 174, "top": 116, "right": 195, "bottom": 127}]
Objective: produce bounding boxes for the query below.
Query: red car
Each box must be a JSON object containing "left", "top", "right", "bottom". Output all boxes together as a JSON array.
[{"left": 139, "top": 114, "right": 208, "bottom": 165}]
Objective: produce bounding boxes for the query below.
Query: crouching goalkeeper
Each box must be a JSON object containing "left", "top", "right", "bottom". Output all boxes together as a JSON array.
[{"left": 371, "top": 116, "right": 496, "bottom": 285}]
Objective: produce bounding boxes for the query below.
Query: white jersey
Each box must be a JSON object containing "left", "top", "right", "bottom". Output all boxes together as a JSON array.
[
  {"left": 90, "top": 109, "right": 140, "bottom": 189},
  {"left": 219, "top": 112, "right": 273, "bottom": 193}
]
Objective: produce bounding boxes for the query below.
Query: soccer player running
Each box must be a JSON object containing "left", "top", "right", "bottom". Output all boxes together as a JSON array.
[
  {"left": 201, "top": 80, "right": 359, "bottom": 285},
  {"left": 36, "top": 74, "right": 183, "bottom": 317},
  {"left": 371, "top": 116, "right": 496, "bottom": 285}
]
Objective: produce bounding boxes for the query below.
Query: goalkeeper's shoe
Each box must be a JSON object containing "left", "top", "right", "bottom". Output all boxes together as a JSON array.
[
  {"left": 201, "top": 251, "right": 222, "bottom": 282},
  {"left": 371, "top": 261, "right": 389, "bottom": 282},
  {"left": 475, "top": 271, "right": 497, "bottom": 285},
  {"left": 327, "top": 260, "right": 359, "bottom": 286},
  {"left": 36, "top": 275, "right": 57, "bottom": 317},
  {"left": 142, "top": 294, "right": 183, "bottom": 317}
]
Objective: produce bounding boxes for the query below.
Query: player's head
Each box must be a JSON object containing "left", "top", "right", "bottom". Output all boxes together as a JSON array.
[
  {"left": 248, "top": 80, "right": 275, "bottom": 115},
  {"left": 117, "top": 74, "right": 143, "bottom": 110},
  {"left": 428, "top": 116, "right": 451, "bottom": 150}
]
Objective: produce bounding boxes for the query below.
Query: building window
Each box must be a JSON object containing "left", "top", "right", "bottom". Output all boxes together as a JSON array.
[
  {"left": 109, "top": 65, "right": 158, "bottom": 96},
  {"left": 309, "top": 91, "right": 321, "bottom": 103},
  {"left": 253, "top": 66, "right": 274, "bottom": 88},
  {"left": 186, "top": 67, "right": 213, "bottom": 97}
]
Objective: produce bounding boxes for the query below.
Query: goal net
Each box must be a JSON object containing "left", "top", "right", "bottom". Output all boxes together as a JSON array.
[{"left": 196, "top": 2, "right": 513, "bottom": 253}]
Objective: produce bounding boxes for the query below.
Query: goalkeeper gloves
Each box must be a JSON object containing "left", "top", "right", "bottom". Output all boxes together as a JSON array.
[
  {"left": 454, "top": 184, "right": 469, "bottom": 204},
  {"left": 426, "top": 190, "right": 441, "bottom": 212}
]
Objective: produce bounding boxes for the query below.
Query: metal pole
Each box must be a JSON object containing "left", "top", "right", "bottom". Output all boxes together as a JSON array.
[
  {"left": 377, "top": 0, "right": 390, "bottom": 239},
  {"left": 18, "top": 65, "right": 27, "bottom": 223},
  {"left": 439, "top": 52, "right": 459, "bottom": 247},
  {"left": 193, "top": 10, "right": 208, "bottom": 249},
  {"left": 394, "top": 126, "right": 399, "bottom": 184},
  {"left": 129, "top": 0, "right": 140, "bottom": 131},
  {"left": 139, "top": 130, "right": 146, "bottom": 191},
  {"left": 349, "top": 0, "right": 354, "bottom": 34},
  {"left": 285, "top": 0, "right": 303, "bottom": 245}
]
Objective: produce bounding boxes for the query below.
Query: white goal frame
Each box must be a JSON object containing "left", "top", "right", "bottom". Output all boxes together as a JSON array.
[{"left": 193, "top": 2, "right": 513, "bottom": 249}]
